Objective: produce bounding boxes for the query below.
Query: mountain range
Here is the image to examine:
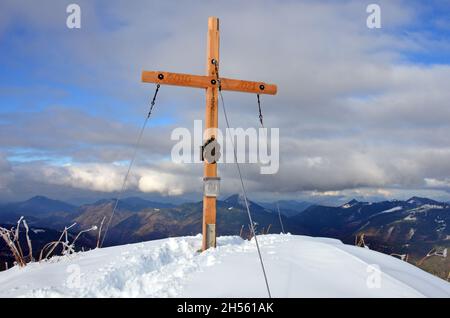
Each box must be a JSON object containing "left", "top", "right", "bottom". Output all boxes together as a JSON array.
[{"left": 0, "top": 194, "right": 448, "bottom": 279}]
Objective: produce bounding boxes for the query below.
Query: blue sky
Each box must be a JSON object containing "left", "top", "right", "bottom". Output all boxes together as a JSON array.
[
  {"left": 1, "top": 0, "right": 450, "bottom": 204},
  {"left": 399, "top": 3, "right": 450, "bottom": 65}
]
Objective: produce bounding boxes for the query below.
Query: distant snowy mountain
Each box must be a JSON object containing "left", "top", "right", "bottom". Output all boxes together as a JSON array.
[
  {"left": 223, "top": 194, "right": 268, "bottom": 212},
  {"left": 1, "top": 195, "right": 449, "bottom": 280},
  {"left": 406, "top": 196, "right": 443, "bottom": 206},
  {"left": 0, "top": 196, "right": 77, "bottom": 218},
  {"left": 0, "top": 234, "right": 448, "bottom": 298},
  {"left": 259, "top": 200, "right": 312, "bottom": 217},
  {"left": 292, "top": 197, "right": 450, "bottom": 279},
  {"left": 87, "top": 197, "right": 175, "bottom": 211}
]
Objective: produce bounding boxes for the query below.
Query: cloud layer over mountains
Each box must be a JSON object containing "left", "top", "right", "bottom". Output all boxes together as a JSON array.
[{"left": 1, "top": 0, "right": 450, "bottom": 203}]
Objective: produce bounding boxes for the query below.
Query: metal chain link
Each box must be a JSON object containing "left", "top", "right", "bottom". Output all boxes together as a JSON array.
[
  {"left": 148, "top": 84, "right": 161, "bottom": 118},
  {"left": 213, "top": 58, "right": 264, "bottom": 128},
  {"left": 257, "top": 94, "right": 264, "bottom": 128}
]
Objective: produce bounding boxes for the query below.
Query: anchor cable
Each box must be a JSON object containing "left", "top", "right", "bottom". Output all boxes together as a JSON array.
[
  {"left": 212, "top": 60, "right": 272, "bottom": 298},
  {"left": 100, "top": 84, "right": 161, "bottom": 248},
  {"left": 277, "top": 203, "right": 286, "bottom": 234}
]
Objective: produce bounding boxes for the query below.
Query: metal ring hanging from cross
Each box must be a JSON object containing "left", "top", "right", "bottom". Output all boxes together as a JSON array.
[{"left": 141, "top": 17, "right": 278, "bottom": 251}]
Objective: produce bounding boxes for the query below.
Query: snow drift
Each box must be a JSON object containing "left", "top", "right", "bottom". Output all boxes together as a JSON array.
[{"left": 0, "top": 234, "right": 448, "bottom": 298}]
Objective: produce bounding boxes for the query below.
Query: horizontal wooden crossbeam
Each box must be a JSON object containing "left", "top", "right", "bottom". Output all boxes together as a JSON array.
[{"left": 142, "top": 71, "right": 277, "bottom": 95}]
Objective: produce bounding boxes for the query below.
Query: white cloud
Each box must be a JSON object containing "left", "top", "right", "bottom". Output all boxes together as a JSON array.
[
  {"left": 0, "top": 154, "right": 13, "bottom": 191},
  {"left": 138, "top": 171, "right": 185, "bottom": 196},
  {"left": 38, "top": 163, "right": 191, "bottom": 196},
  {"left": 424, "top": 177, "right": 450, "bottom": 189},
  {"left": 63, "top": 164, "right": 128, "bottom": 192}
]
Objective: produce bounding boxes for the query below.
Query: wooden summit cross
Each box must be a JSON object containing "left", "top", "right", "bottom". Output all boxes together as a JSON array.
[{"left": 141, "top": 17, "right": 277, "bottom": 251}]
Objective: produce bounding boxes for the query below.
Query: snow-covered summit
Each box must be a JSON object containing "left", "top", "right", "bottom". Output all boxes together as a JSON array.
[
  {"left": 224, "top": 193, "right": 251, "bottom": 208},
  {"left": 406, "top": 196, "right": 443, "bottom": 206},
  {"left": 0, "top": 234, "right": 448, "bottom": 298},
  {"left": 341, "top": 199, "right": 359, "bottom": 209}
]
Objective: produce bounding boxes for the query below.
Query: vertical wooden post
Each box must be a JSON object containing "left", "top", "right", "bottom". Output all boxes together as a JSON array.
[
  {"left": 202, "top": 17, "right": 220, "bottom": 251},
  {"left": 141, "top": 16, "right": 277, "bottom": 251}
]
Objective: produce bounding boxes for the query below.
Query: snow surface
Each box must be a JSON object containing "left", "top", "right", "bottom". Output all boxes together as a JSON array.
[
  {"left": 0, "top": 234, "right": 449, "bottom": 298},
  {"left": 368, "top": 206, "right": 403, "bottom": 220},
  {"left": 380, "top": 206, "right": 403, "bottom": 214}
]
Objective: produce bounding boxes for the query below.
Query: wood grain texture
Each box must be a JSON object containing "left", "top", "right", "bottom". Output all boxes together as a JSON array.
[
  {"left": 220, "top": 78, "right": 277, "bottom": 95},
  {"left": 142, "top": 71, "right": 277, "bottom": 95},
  {"left": 141, "top": 71, "right": 211, "bottom": 89},
  {"left": 202, "top": 16, "right": 220, "bottom": 251}
]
